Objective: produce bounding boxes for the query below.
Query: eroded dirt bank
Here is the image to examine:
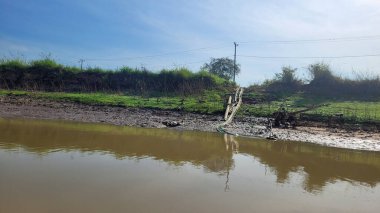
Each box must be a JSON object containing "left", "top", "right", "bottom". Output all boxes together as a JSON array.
[{"left": 1, "top": 95, "right": 379, "bottom": 151}]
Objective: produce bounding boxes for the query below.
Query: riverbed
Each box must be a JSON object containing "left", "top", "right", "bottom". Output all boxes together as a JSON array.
[{"left": 0, "top": 118, "right": 379, "bottom": 212}]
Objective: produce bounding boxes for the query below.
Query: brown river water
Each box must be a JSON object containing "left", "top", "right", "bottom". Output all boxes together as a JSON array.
[{"left": 0, "top": 118, "right": 380, "bottom": 213}]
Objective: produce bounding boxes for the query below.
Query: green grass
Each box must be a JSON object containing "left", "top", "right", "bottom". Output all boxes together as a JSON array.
[
  {"left": 0, "top": 90, "right": 225, "bottom": 114},
  {"left": 239, "top": 93, "right": 380, "bottom": 123},
  {"left": 2, "top": 89, "right": 380, "bottom": 123}
]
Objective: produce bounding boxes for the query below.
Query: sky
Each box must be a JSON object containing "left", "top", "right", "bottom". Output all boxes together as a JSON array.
[{"left": 1, "top": 0, "right": 380, "bottom": 86}]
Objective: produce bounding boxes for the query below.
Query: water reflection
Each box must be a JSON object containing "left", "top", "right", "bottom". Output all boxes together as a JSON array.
[
  {"left": 0, "top": 118, "right": 234, "bottom": 174},
  {"left": 1, "top": 118, "right": 379, "bottom": 193},
  {"left": 224, "top": 134, "right": 239, "bottom": 153},
  {"left": 223, "top": 134, "right": 238, "bottom": 191},
  {"left": 236, "top": 137, "right": 380, "bottom": 192}
]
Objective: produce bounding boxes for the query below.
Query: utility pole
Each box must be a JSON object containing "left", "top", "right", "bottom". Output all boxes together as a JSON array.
[
  {"left": 233, "top": 42, "right": 238, "bottom": 83},
  {"left": 79, "top": 59, "right": 85, "bottom": 71}
]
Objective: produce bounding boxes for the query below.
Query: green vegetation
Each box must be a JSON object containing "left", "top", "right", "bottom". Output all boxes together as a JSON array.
[
  {"left": 252, "top": 63, "right": 380, "bottom": 100},
  {"left": 244, "top": 63, "right": 380, "bottom": 123},
  {"left": 0, "top": 90, "right": 225, "bottom": 114},
  {"left": 0, "top": 57, "right": 237, "bottom": 115},
  {"left": 260, "top": 66, "right": 302, "bottom": 96},
  {"left": 1, "top": 58, "right": 380, "bottom": 124},
  {"left": 0, "top": 58, "right": 233, "bottom": 96},
  {"left": 201, "top": 57, "right": 240, "bottom": 81},
  {"left": 239, "top": 93, "right": 380, "bottom": 123}
]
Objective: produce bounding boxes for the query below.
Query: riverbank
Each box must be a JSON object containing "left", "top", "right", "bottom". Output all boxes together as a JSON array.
[{"left": 1, "top": 94, "right": 379, "bottom": 151}]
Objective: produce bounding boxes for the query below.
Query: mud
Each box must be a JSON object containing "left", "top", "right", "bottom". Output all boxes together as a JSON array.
[{"left": 1, "top": 95, "right": 379, "bottom": 151}]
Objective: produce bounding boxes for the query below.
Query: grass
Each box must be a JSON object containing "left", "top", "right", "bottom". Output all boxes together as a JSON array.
[
  {"left": 0, "top": 90, "right": 225, "bottom": 114},
  {"left": 2, "top": 89, "right": 380, "bottom": 123},
  {"left": 239, "top": 93, "right": 380, "bottom": 123}
]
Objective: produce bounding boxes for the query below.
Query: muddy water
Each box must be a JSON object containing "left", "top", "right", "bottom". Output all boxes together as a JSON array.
[{"left": 0, "top": 118, "right": 379, "bottom": 213}]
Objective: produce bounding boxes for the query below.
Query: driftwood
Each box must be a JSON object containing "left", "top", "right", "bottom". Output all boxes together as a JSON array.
[
  {"left": 273, "top": 104, "right": 328, "bottom": 128},
  {"left": 222, "top": 87, "right": 244, "bottom": 126},
  {"left": 224, "top": 96, "right": 232, "bottom": 121}
]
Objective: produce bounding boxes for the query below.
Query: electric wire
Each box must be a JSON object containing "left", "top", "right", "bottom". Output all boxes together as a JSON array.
[
  {"left": 237, "top": 53, "right": 380, "bottom": 59},
  {"left": 84, "top": 45, "right": 230, "bottom": 62},
  {"left": 238, "top": 35, "right": 380, "bottom": 44},
  {"left": 76, "top": 34, "right": 380, "bottom": 70},
  {"left": 81, "top": 34, "right": 380, "bottom": 62}
]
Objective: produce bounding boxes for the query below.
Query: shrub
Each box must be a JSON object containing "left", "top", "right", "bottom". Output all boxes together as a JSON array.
[{"left": 262, "top": 66, "right": 302, "bottom": 95}]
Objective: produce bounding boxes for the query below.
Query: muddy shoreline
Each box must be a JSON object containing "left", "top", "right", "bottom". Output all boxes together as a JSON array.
[{"left": 1, "top": 95, "right": 380, "bottom": 151}]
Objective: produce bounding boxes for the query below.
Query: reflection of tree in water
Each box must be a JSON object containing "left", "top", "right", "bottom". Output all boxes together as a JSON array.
[
  {"left": 202, "top": 155, "right": 233, "bottom": 174},
  {"left": 200, "top": 134, "right": 239, "bottom": 191},
  {"left": 2, "top": 119, "right": 380, "bottom": 193},
  {"left": 237, "top": 137, "right": 380, "bottom": 192},
  {"left": 0, "top": 119, "right": 235, "bottom": 174},
  {"left": 201, "top": 134, "right": 239, "bottom": 175},
  {"left": 1, "top": 119, "right": 238, "bottom": 191}
]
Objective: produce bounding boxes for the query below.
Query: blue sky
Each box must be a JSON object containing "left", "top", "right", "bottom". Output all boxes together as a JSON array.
[{"left": 1, "top": 0, "right": 380, "bottom": 86}]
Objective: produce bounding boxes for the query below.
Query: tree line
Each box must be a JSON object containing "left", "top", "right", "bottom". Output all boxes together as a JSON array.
[
  {"left": 249, "top": 63, "right": 380, "bottom": 100},
  {"left": 0, "top": 58, "right": 232, "bottom": 96}
]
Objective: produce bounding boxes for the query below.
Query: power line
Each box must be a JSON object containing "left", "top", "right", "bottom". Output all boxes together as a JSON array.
[
  {"left": 147, "top": 56, "right": 233, "bottom": 69},
  {"left": 238, "top": 35, "right": 380, "bottom": 44},
  {"left": 79, "top": 34, "right": 380, "bottom": 63},
  {"left": 175, "top": 60, "right": 210, "bottom": 66},
  {"left": 237, "top": 53, "right": 380, "bottom": 59},
  {"left": 84, "top": 45, "right": 230, "bottom": 62}
]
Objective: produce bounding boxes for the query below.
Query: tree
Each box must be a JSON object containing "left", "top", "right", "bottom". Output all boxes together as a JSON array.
[
  {"left": 275, "top": 66, "right": 299, "bottom": 84},
  {"left": 263, "top": 66, "right": 302, "bottom": 94},
  {"left": 308, "top": 63, "right": 335, "bottom": 84},
  {"left": 307, "top": 62, "right": 341, "bottom": 96},
  {"left": 201, "top": 57, "right": 240, "bottom": 81}
]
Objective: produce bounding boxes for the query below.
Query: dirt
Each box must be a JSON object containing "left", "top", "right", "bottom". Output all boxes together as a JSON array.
[{"left": 1, "top": 95, "right": 380, "bottom": 151}]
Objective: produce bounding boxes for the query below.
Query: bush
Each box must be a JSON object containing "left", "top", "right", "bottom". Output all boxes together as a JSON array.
[
  {"left": 249, "top": 62, "right": 380, "bottom": 101},
  {"left": 306, "top": 63, "right": 380, "bottom": 99},
  {"left": 262, "top": 66, "right": 303, "bottom": 95}
]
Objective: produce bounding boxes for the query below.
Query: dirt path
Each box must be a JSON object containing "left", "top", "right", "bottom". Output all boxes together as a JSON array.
[{"left": 1, "top": 95, "right": 380, "bottom": 151}]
